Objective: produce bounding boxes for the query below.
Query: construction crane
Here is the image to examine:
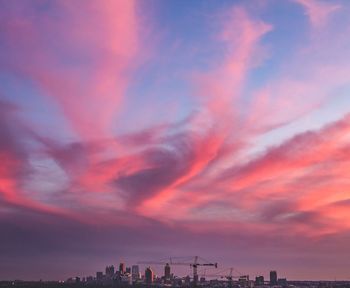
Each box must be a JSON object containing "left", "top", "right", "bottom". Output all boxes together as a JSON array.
[
  {"left": 200, "top": 267, "right": 241, "bottom": 288},
  {"left": 138, "top": 256, "right": 218, "bottom": 287}
]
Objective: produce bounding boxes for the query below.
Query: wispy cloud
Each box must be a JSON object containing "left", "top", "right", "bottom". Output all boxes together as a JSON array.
[
  {"left": 1, "top": 0, "right": 350, "bottom": 280},
  {"left": 294, "top": 0, "right": 341, "bottom": 27}
]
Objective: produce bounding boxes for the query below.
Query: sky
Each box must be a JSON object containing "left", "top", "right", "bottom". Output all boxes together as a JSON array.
[{"left": 1, "top": 0, "right": 350, "bottom": 282}]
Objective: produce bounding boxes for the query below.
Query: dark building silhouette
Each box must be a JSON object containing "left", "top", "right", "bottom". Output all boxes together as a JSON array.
[
  {"left": 132, "top": 265, "right": 140, "bottom": 280},
  {"left": 119, "top": 263, "right": 125, "bottom": 274},
  {"left": 239, "top": 275, "right": 249, "bottom": 286},
  {"left": 145, "top": 267, "right": 154, "bottom": 284},
  {"left": 96, "top": 272, "right": 103, "bottom": 281},
  {"left": 255, "top": 276, "right": 264, "bottom": 286},
  {"left": 126, "top": 267, "right": 131, "bottom": 274},
  {"left": 164, "top": 263, "right": 171, "bottom": 280},
  {"left": 278, "top": 278, "right": 287, "bottom": 286},
  {"left": 105, "top": 265, "right": 115, "bottom": 278},
  {"left": 270, "top": 271, "right": 277, "bottom": 286}
]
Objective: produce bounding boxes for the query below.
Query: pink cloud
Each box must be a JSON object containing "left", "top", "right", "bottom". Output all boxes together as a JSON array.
[
  {"left": 135, "top": 7, "right": 273, "bottom": 217},
  {"left": 294, "top": 0, "right": 341, "bottom": 28},
  {"left": 204, "top": 113, "right": 350, "bottom": 235},
  {"left": 0, "top": 1, "right": 149, "bottom": 212},
  {"left": 1, "top": 0, "right": 141, "bottom": 141},
  {"left": 2, "top": 1, "right": 348, "bottom": 241},
  {"left": 195, "top": 7, "right": 272, "bottom": 117},
  {"left": 1, "top": 2, "right": 350, "bottom": 279}
]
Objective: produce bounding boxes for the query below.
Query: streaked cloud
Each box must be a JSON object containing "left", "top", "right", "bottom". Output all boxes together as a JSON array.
[{"left": 0, "top": 0, "right": 350, "bottom": 281}]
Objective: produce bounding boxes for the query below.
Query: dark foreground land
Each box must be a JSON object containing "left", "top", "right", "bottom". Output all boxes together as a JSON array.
[
  {"left": 0, "top": 283, "right": 119, "bottom": 288},
  {"left": 2, "top": 282, "right": 350, "bottom": 288},
  {"left": 0, "top": 283, "right": 123, "bottom": 288}
]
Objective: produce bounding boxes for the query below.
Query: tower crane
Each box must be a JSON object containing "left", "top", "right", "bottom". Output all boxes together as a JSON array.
[
  {"left": 200, "top": 267, "right": 241, "bottom": 288},
  {"left": 138, "top": 256, "right": 218, "bottom": 287}
]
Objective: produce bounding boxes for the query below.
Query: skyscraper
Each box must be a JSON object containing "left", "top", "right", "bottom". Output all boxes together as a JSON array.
[
  {"left": 164, "top": 263, "right": 171, "bottom": 280},
  {"left": 105, "top": 265, "right": 115, "bottom": 278},
  {"left": 96, "top": 272, "right": 103, "bottom": 281},
  {"left": 132, "top": 265, "right": 140, "bottom": 280},
  {"left": 145, "top": 267, "right": 154, "bottom": 284},
  {"left": 270, "top": 271, "right": 277, "bottom": 286},
  {"left": 119, "top": 262, "right": 125, "bottom": 274}
]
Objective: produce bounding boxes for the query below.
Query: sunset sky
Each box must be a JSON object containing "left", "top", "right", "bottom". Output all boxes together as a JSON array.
[{"left": 1, "top": 0, "right": 350, "bottom": 281}]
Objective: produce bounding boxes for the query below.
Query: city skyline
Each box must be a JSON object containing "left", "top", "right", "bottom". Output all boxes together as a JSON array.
[
  {"left": 1, "top": 0, "right": 350, "bottom": 282},
  {"left": 62, "top": 260, "right": 286, "bottom": 285},
  {"left": 33, "top": 259, "right": 290, "bottom": 283}
]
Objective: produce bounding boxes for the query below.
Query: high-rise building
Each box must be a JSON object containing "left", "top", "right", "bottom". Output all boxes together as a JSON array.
[
  {"left": 126, "top": 267, "right": 131, "bottom": 274},
  {"left": 105, "top": 265, "right": 115, "bottom": 278},
  {"left": 132, "top": 265, "right": 140, "bottom": 279},
  {"left": 96, "top": 272, "right": 103, "bottom": 281},
  {"left": 145, "top": 267, "right": 154, "bottom": 284},
  {"left": 119, "top": 263, "right": 125, "bottom": 274},
  {"left": 270, "top": 271, "right": 277, "bottom": 286},
  {"left": 164, "top": 263, "right": 171, "bottom": 280},
  {"left": 255, "top": 276, "right": 264, "bottom": 286}
]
